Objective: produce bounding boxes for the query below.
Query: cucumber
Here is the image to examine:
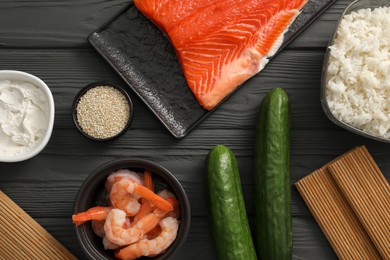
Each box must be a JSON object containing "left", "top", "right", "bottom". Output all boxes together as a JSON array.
[
  {"left": 206, "top": 145, "right": 257, "bottom": 260},
  {"left": 254, "top": 88, "right": 291, "bottom": 260}
]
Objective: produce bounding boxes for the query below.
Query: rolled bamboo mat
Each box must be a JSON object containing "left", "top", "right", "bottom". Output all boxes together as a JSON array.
[
  {"left": 328, "top": 146, "right": 390, "bottom": 259},
  {"left": 295, "top": 166, "right": 381, "bottom": 259},
  {"left": 295, "top": 146, "right": 389, "bottom": 260},
  {"left": 0, "top": 190, "right": 77, "bottom": 260}
]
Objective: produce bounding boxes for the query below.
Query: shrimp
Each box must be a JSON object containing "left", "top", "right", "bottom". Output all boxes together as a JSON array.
[
  {"left": 145, "top": 225, "right": 162, "bottom": 240},
  {"left": 135, "top": 189, "right": 178, "bottom": 224},
  {"left": 92, "top": 218, "right": 132, "bottom": 250},
  {"left": 132, "top": 200, "right": 155, "bottom": 224},
  {"left": 106, "top": 170, "right": 144, "bottom": 216},
  {"left": 158, "top": 189, "right": 175, "bottom": 199},
  {"left": 103, "top": 236, "right": 121, "bottom": 250},
  {"left": 110, "top": 179, "right": 173, "bottom": 216},
  {"left": 133, "top": 171, "right": 155, "bottom": 224},
  {"left": 142, "top": 170, "right": 154, "bottom": 190},
  {"left": 158, "top": 189, "right": 180, "bottom": 219},
  {"left": 104, "top": 204, "right": 173, "bottom": 246},
  {"left": 110, "top": 180, "right": 141, "bottom": 216},
  {"left": 72, "top": 206, "right": 112, "bottom": 226},
  {"left": 115, "top": 217, "right": 179, "bottom": 260},
  {"left": 92, "top": 217, "right": 132, "bottom": 238},
  {"left": 91, "top": 220, "right": 122, "bottom": 250},
  {"left": 142, "top": 196, "right": 177, "bottom": 240},
  {"left": 91, "top": 220, "right": 106, "bottom": 237},
  {"left": 105, "top": 169, "right": 143, "bottom": 192}
]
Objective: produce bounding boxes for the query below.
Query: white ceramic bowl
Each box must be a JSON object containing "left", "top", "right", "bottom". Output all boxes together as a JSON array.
[{"left": 0, "top": 70, "right": 55, "bottom": 162}]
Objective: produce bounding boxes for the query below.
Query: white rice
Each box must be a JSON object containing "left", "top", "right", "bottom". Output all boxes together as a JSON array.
[{"left": 326, "top": 6, "right": 390, "bottom": 138}]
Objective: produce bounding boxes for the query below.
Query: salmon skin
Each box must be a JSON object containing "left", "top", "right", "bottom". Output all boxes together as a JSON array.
[{"left": 134, "top": 0, "right": 308, "bottom": 110}]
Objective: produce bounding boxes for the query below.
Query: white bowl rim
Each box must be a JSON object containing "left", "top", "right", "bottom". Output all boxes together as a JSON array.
[{"left": 0, "top": 70, "right": 55, "bottom": 162}]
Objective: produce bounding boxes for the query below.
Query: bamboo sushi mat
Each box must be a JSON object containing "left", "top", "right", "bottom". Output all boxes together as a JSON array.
[
  {"left": 0, "top": 190, "right": 77, "bottom": 260},
  {"left": 296, "top": 146, "right": 390, "bottom": 260}
]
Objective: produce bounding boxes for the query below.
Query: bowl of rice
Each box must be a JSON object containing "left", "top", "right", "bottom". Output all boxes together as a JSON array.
[{"left": 321, "top": 0, "right": 390, "bottom": 142}]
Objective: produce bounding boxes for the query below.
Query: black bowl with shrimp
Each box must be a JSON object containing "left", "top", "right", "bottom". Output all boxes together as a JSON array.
[{"left": 73, "top": 159, "right": 191, "bottom": 260}]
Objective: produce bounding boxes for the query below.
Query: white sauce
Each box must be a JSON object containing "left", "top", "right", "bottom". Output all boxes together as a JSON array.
[{"left": 0, "top": 80, "right": 49, "bottom": 156}]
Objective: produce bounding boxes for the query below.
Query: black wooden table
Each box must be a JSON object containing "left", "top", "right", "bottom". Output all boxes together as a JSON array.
[{"left": 1, "top": 0, "right": 389, "bottom": 259}]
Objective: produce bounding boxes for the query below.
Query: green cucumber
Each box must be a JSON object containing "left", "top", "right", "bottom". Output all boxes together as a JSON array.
[
  {"left": 206, "top": 145, "right": 257, "bottom": 260},
  {"left": 254, "top": 88, "right": 291, "bottom": 260}
]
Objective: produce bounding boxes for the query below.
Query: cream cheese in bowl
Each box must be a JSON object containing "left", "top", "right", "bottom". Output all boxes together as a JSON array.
[
  {"left": 0, "top": 80, "right": 50, "bottom": 156},
  {"left": 0, "top": 70, "right": 54, "bottom": 162}
]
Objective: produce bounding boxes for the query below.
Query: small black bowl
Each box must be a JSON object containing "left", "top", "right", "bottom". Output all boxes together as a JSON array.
[
  {"left": 73, "top": 159, "right": 191, "bottom": 260},
  {"left": 72, "top": 82, "right": 134, "bottom": 141}
]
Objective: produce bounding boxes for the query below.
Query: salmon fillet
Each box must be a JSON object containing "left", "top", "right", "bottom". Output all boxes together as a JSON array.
[{"left": 134, "top": 0, "right": 308, "bottom": 110}]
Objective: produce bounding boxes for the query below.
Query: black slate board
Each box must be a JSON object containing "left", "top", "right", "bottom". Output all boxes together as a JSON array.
[{"left": 88, "top": 0, "right": 336, "bottom": 138}]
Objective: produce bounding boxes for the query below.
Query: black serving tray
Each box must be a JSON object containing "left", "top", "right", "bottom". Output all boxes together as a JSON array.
[{"left": 89, "top": 0, "right": 336, "bottom": 138}]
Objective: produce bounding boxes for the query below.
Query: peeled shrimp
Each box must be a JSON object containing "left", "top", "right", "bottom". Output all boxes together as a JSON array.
[
  {"left": 110, "top": 179, "right": 173, "bottom": 216},
  {"left": 72, "top": 206, "right": 112, "bottom": 226},
  {"left": 92, "top": 218, "right": 132, "bottom": 250},
  {"left": 105, "top": 169, "right": 143, "bottom": 192},
  {"left": 115, "top": 217, "right": 179, "bottom": 260},
  {"left": 104, "top": 205, "right": 173, "bottom": 246},
  {"left": 158, "top": 189, "right": 180, "bottom": 219},
  {"left": 133, "top": 171, "right": 156, "bottom": 224},
  {"left": 91, "top": 220, "right": 106, "bottom": 237},
  {"left": 110, "top": 180, "right": 141, "bottom": 216},
  {"left": 132, "top": 200, "right": 154, "bottom": 224},
  {"left": 158, "top": 189, "right": 175, "bottom": 200},
  {"left": 103, "top": 236, "right": 121, "bottom": 250},
  {"left": 106, "top": 170, "right": 144, "bottom": 216}
]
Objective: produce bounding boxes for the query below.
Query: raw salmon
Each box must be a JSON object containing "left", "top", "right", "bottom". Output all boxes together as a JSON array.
[{"left": 134, "top": 0, "right": 308, "bottom": 110}]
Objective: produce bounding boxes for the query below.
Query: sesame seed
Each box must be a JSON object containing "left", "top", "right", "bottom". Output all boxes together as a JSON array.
[{"left": 76, "top": 85, "right": 130, "bottom": 139}]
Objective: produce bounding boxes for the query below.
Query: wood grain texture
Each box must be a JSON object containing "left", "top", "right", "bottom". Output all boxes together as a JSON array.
[
  {"left": 0, "top": 0, "right": 389, "bottom": 259},
  {"left": 296, "top": 166, "right": 382, "bottom": 259},
  {"left": 0, "top": 0, "right": 351, "bottom": 48},
  {"left": 0, "top": 191, "right": 77, "bottom": 260},
  {"left": 328, "top": 147, "right": 390, "bottom": 259}
]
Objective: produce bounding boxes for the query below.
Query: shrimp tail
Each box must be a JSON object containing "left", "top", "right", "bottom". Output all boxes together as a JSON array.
[
  {"left": 143, "top": 170, "right": 154, "bottom": 190},
  {"left": 167, "top": 197, "right": 180, "bottom": 219},
  {"left": 136, "top": 198, "right": 177, "bottom": 235},
  {"left": 72, "top": 206, "right": 112, "bottom": 225},
  {"left": 133, "top": 171, "right": 156, "bottom": 224},
  {"left": 133, "top": 185, "right": 173, "bottom": 212},
  {"left": 133, "top": 201, "right": 155, "bottom": 224}
]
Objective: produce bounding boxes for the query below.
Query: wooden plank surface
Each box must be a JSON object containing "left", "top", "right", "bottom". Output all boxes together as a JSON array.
[{"left": 0, "top": 0, "right": 389, "bottom": 259}]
